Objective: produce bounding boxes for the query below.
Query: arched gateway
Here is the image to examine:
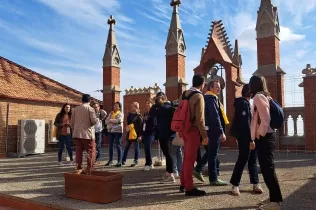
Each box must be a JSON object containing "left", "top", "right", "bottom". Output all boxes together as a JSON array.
[{"left": 193, "top": 20, "right": 245, "bottom": 147}]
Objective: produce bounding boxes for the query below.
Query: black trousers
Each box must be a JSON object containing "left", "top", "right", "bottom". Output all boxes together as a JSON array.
[
  {"left": 159, "top": 138, "right": 174, "bottom": 173},
  {"left": 230, "top": 138, "right": 259, "bottom": 186},
  {"left": 256, "top": 133, "right": 283, "bottom": 202}
]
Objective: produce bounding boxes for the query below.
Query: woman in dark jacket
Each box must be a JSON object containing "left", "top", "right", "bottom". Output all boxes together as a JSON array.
[
  {"left": 142, "top": 99, "right": 156, "bottom": 171},
  {"left": 151, "top": 93, "right": 176, "bottom": 182},
  {"left": 122, "top": 102, "right": 143, "bottom": 167},
  {"left": 54, "top": 103, "right": 73, "bottom": 165},
  {"left": 229, "top": 84, "right": 263, "bottom": 196}
]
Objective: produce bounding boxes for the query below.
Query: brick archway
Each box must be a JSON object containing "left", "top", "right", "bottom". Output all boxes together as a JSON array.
[{"left": 194, "top": 20, "right": 244, "bottom": 147}]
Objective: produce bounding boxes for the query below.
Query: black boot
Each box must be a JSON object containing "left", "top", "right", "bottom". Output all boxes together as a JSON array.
[
  {"left": 185, "top": 188, "right": 206, "bottom": 196},
  {"left": 179, "top": 186, "right": 185, "bottom": 193},
  {"left": 104, "top": 161, "right": 113, "bottom": 166}
]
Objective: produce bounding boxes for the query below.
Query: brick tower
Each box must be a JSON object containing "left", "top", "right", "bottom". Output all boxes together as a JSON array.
[
  {"left": 254, "top": 0, "right": 285, "bottom": 106},
  {"left": 165, "top": 0, "right": 187, "bottom": 102},
  {"left": 103, "top": 15, "right": 121, "bottom": 113}
]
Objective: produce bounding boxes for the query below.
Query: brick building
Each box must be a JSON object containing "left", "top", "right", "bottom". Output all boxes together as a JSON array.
[{"left": 0, "top": 56, "right": 100, "bottom": 157}]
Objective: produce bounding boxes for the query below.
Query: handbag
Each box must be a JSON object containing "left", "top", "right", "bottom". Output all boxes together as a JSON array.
[
  {"left": 52, "top": 126, "right": 58, "bottom": 138},
  {"left": 172, "top": 133, "right": 184, "bottom": 146}
]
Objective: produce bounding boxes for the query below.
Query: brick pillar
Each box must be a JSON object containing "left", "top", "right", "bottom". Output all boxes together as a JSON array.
[
  {"left": 222, "top": 64, "right": 242, "bottom": 148},
  {"left": 303, "top": 75, "right": 316, "bottom": 151},
  {"left": 103, "top": 66, "right": 121, "bottom": 113},
  {"left": 165, "top": 54, "right": 186, "bottom": 102}
]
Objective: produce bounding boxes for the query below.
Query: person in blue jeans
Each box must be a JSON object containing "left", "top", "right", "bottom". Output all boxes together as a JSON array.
[
  {"left": 104, "top": 102, "right": 124, "bottom": 167},
  {"left": 194, "top": 145, "right": 220, "bottom": 182},
  {"left": 54, "top": 103, "right": 74, "bottom": 165},
  {"left": 204, "top": 80, "right": 229, "bottom": 186},
  {"left": 142, "top": 99, "right": 156, "bottom": 171},
  {"left": 172, "top": 145, "right": 183, "bottom": 178},
  {"left": 230, "top": 84, "right": 263, "bottom": 195},
  {"left": 122, "top": 102, "right": 143, "bottom": 167},
  {"left": 92, "top": 102, "right": 107, "bottom": 163}
]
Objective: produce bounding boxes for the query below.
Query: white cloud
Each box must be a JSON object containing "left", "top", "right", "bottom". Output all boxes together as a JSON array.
[
  {"left": 279, "top": 27, "right": 305, "bottom": 42},
  {"left": 275, "top": 0, "right": 316, "bottom": 26},
  {"left": 228, "top": 12, "right": 305, "bottom": 51},
  {"left": 137, "top": 10, "right": 169, "bottom": 26},
  {"left": 30, "top": 66, "right": 103, "bottom": 100},
  {"left": 296, "top": 49, "right": 309, "bottom": 59}
]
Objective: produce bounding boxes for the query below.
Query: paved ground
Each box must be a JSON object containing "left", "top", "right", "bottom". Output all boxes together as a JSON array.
[{"left": 0, "top": 149, "right": 316, "bottom": 210}]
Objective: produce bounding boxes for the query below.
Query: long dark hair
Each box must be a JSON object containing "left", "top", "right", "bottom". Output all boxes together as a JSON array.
[
  {"left": 59, "top": 103, "right": 72, "bottom": 117},
  {"left": 114, "top": 101, "right": 122, "bottom": 111},
  {"left": 249, "top": 75, "right": 270, "bottom": 98}
]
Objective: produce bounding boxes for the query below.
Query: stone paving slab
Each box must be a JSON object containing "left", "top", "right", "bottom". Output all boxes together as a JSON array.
[{"left": 0, "top": 150, "right": 316, "bottom": 210}]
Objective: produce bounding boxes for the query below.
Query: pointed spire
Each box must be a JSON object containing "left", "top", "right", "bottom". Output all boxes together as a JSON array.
[
  {"left": 260, "top": 0, "right": 272, "bottom": 8},
  {"left": 165, "top": 0, "right": 186, "bottom": 56},
  {"left": 103, "top": 15, "right": 121, "bottom": 68},
  {"left": 256, "top": 0, "right": 280, "bottom": 39},
  {"left": 233, "top": 40, "right": 242, "bottom": 67}
]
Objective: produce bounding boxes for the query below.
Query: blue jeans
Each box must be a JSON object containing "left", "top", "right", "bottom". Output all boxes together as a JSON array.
[
  {"left": 122, "top": 138, "right": 140, "bottom": 164},
  {"left": 195, "top": 145, "right": 220, "bottom": 175},
  {"left": 230, "top": 139, "right": 259, "bottom": 186},
  {"left": 108, "top": 133, "right": 123, "bottom": 163},
  {"left": 172, "top": 145, "right": 183, "bottom": 174},
  {"left": 58, "top": 135, "right": 73, "bottom": 162},
  {"left": 207, "top": 134, "right": 221, "bottom": 182},
  {"left": 95, "top": 132, "right": 102, "bottom": 161},
  {"left": 143, "top": 134, "right": 155, "bottom": 166}
]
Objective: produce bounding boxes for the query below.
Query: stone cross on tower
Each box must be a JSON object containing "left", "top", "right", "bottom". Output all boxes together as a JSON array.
[
  {"left": 170, "top": 0, "right": 181, "bottom": 6},
  {"left": 102, "top": 15, "right": 121, "bottom": 113},
  {"left": 165, "top": 0, "right": 187, "bottom": 102},
  {"left": 108, "top": 15, "right": 116, "bottom": 25}
]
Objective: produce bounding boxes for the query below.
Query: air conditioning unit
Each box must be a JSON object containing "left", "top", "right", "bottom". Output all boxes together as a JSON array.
[{"left": 18, "top": 119, "right": 45, "bottom": 156}]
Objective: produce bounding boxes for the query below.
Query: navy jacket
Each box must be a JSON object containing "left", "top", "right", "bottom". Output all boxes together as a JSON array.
[
  {"left": 204, "top": 95, "right": 225, "bottom": 136},
  {"left": 230, "top": 97, "right": 252, "bottom": 142},
  {"left": 149, "top": 102, "right": 175, "bottom": 140},
  {"left": 142, "top": 111, "right": 155, "bottom": 136}
]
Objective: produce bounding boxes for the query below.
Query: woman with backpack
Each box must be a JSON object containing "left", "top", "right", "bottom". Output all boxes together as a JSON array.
[
  {"left": 151, "top": 93, "right": 176, "bottom": 182},
  {"left": 249, "top": 75, "right": 283, "bottom": 210},
  {"left": 122, "top": 102, "right": 143, "bottom": 167}
]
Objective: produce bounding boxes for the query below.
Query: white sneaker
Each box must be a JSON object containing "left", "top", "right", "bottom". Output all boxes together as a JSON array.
[
  {"left": 162, "top": 174, "right": 175, "bottom": 183},
  {"left": 68, "top": 161, "right": 75, "bottom": 166},
  {"left": 144, "top": 165, "right": 154, "bottom": 171},
  {"left": 231, "top": 186, "right": 240, "bottom": 196},
  {"left": 259, "top": 202, "right": 281, "bottom": 210},
  {"left": 173, "top": 172, "right": 180, "bottom": 179},
  {"left": 58, "top": 162, "right": 63, "bottom": 166}
]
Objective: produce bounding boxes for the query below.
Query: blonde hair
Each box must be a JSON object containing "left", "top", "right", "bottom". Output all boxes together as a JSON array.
[{"left": 131, "top": 102, "right": 140, "bottom": 113}]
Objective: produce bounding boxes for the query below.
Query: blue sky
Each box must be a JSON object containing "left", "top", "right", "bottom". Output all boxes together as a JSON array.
[{"left": 0, "top": 0, "right": 315, "bottom": 104}]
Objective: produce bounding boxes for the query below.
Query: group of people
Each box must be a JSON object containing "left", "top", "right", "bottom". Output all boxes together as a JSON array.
[
  {"left": 174, "top": 74, "right": 282, "bottom": 209},
  {"left": 54, "top": 73, "right": 283, "bottom": 210},
  {"left": 54, "top": 94, "right": 106, "bottom": 173}
]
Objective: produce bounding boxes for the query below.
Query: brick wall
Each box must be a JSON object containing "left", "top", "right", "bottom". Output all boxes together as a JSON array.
[
  {"left": 303, "top": 76, "right": 316, "bottom": 151},
  {"left": 257, "top": 37, "right": 280, "bottom": 66},
  {"left": 0, "top": 98, "right": 69, "bottom": 156},
  {"left": 103, "top": 66, "right": 121, "bottom": 113},
  {"left": 166, "top": 54, "right": 186, "bottom": 102},
  {"left": 103, "top": 66, "right": 120, "bottom": 87}
]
